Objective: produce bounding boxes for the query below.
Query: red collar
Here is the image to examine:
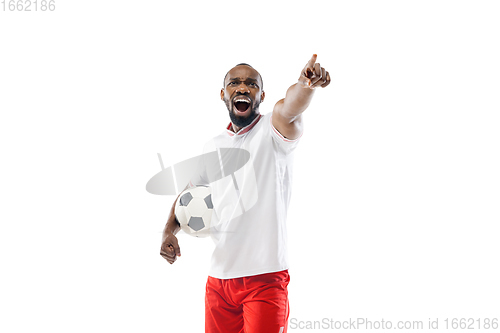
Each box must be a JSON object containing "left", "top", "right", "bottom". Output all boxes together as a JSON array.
[{"left": 226, "top": 114, "right": 262, "bottom": 137}]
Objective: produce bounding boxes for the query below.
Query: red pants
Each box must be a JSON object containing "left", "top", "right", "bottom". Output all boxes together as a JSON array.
[{"left": 205, "top": 270, "right": 290, "bottom": 333}]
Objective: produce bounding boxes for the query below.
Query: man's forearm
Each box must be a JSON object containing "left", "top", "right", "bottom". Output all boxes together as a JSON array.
[
  {"left": 280, "top": 54, "right": 330, "bottom": 119},
  {"left": 281, "top": 83, "right": 315, "bottom": 119},
  {"left": 160, "top": 195, "right": 182, "bottom": 263},
  {"left": 163, "top": 197, "right": 181, "bottom": 236},
  {"left": 164, "top": 183, "right": 192, "bottom": 236}
]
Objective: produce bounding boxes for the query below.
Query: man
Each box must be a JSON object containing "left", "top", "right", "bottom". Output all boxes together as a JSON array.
[{"left": 160, "top": 54, "right": 330, "bottom": 332}]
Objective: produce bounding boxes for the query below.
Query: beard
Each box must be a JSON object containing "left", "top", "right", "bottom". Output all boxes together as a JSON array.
[{"left": 225, "top": 97, "right": 261, "bottom": 128}]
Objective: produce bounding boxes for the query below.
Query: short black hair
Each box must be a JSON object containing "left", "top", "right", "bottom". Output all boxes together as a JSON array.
[{"left": 223, "top": 63, "right": 263, "bottom": 89}]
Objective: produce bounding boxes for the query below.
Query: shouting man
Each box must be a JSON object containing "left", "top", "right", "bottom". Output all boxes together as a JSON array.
[{"left": 161, "top": 54, "right": 330, "bottom": 332}]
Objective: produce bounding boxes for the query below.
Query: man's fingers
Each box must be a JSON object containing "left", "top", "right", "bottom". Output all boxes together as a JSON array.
[
  {"left": 165, "top": 244, "right": 181, "bottom": 257},
  {"left": 170, "top": 240, "right": 181, "bottom": 257},
  {"left": 310, "top": 64, "right": 324, "bottom": 85},
  {"left": 160, "top": 247, "right": 175, "bottom": 259},
  {"left": 162, "top": 234, "right": 181, "bottom": 256},
  {"left": 312, "top": 67, "right": 326, "bottom": 86},
  {"left": 160, "top": 251, "right": 176, "bottom": 264},
  {"left": 160, "top": 241, "right": 181, "bottom": 263},
  {"left": 314, "top": 63, "right": 321, "bottom": 77},
  {"left": 320, "top": 71, "right": 331, "bottom": 88},
  {"left": 160, "top": 252, "right": 173, "bottom": 260},
  {"left": 299, "top": 55, "right": 330, "bottom": 89},
  {"left": 160, "top": 233, "right": 181, "bottom": 264},
  {"left": 302, "top": 54, "right": 318, "bottom": 79},
  {"left": 306, "top": 54, "right": 317, "bottom": 69}
]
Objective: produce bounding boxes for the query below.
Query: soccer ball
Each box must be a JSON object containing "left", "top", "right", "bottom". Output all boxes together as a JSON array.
[{"left": 174, "top": 186, "right": 213, "bottom": 237}]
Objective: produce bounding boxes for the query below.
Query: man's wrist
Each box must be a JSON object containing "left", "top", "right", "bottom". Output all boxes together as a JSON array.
[
  {"left": 164, "top": 216, "right": 180, "bottom": 235},
  {"left": 297, "top": 80, "right": 314, "bottom": 90}
]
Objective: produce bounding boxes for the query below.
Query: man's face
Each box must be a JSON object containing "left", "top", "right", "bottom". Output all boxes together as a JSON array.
[{"left": 221, "top": 65, "right": 265, "bottom": 128}]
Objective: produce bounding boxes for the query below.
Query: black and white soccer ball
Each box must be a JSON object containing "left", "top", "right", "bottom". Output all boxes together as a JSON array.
[{"left": 174, "top": 186, "right": 213, "bottom": 237}]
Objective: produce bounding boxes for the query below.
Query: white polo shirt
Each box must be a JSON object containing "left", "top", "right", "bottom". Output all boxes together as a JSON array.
[{"left": 190, "top": 112, "right": 301, "bottom": 279}]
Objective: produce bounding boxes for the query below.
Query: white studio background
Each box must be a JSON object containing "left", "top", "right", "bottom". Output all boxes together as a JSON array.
[{"left": 1, "top": 1, "right": 499, "bottom": 332}]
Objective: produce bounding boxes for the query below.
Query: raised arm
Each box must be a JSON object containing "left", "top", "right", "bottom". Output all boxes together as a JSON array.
[{"left": 272, "top": 54, "right": 330, "bottom": 140}]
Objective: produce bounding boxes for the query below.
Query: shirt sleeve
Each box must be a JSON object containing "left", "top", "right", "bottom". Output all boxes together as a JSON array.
[{"left": 269, "top": 114, "right": 302, "bottom": 153}]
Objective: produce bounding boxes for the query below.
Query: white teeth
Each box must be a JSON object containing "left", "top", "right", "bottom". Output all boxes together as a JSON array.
[{"left": 234, "top": 98, "right": 250, "bottom": 103}]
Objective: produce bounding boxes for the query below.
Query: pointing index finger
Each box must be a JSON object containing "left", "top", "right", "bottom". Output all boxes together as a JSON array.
[{"left": 306, "top": 54, "right": 318, "bottom": 68}]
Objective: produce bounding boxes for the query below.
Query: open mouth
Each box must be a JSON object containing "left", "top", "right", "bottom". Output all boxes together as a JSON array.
[{"left": 232, "top": 96, "right": 251, "bottom": 115}]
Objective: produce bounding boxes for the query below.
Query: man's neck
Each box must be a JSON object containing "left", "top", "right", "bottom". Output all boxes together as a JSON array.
[
  {"left": 230, "top": 111, "right": 260, "bottom": 134},
  {"left": 231, "top": 123, "right": 242, "bottom": 133}
]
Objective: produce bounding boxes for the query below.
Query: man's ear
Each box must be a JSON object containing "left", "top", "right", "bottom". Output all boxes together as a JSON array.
[
  {"left": 220, "top": 89, "right": 224, "bottom": 101},
  {"left": 261, "top": 91, "right": 265, "bottom": 103}
]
